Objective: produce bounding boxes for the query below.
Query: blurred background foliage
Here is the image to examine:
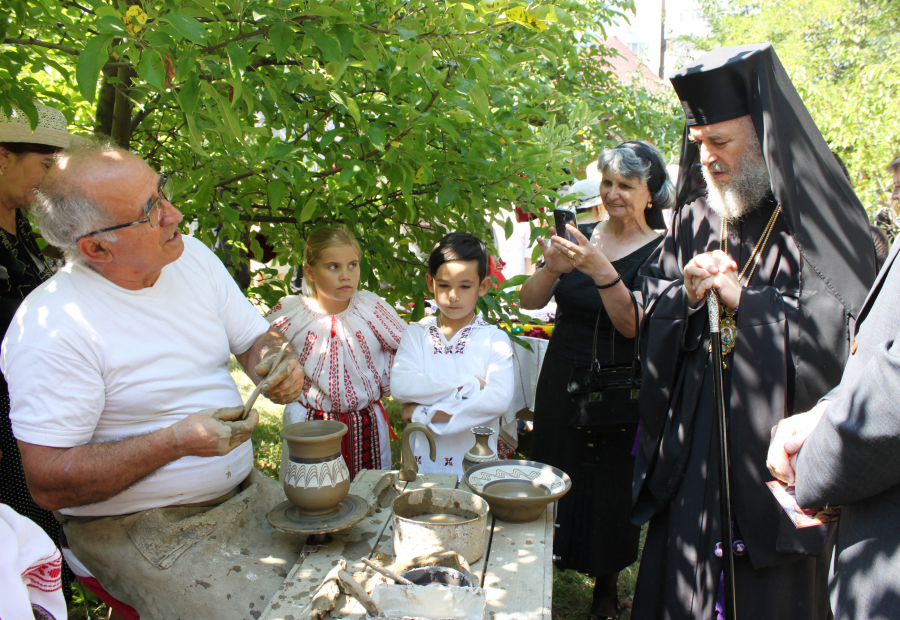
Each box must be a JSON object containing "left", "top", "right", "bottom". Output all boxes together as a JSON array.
[
  {"left": 690, "top": 0, "right": 900, "bottom": 213},
  {"left": 1, "top": 0, "right": 681, "bottom": 318}
]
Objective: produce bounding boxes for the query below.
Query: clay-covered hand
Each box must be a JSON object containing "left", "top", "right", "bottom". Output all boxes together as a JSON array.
[
  {"left": 173, "top": 407, "right": 260, "bottom": 457},
  {"left": 683, "top": 250, "right": 741, "bottom": 308},
  {"left": 535, "top": 227, "right": 575, "bottom": 276},
  {"left": 552, "top": 223, "right": 619, "bottom": 286},
  {"left": 401, "top": 402, "right": 418, "bottom": 424},
  {"left": 766, "top": 402, "right": 827, "bottom": 485},
  {"left": 255, "top": 347, "right": 304, "bottom": 404}
]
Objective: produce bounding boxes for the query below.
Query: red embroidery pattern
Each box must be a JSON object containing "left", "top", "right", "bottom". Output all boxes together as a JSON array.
[
  {"left": 327, "top": 335, "right": 341, "bottom": 409},
  {"left": 272, "top": 316, "right": 291, "bottom": 334},
  {"left": 497, "top": 436, "right": 515, "bottom": 460},
  {"left": 309, "top": 404, "right": 381, "bottom": 478},
  {"left": 298, "top": 331, "right": 317, "bottom": 366},
  {"left": 427, "top": 326, "right": 445, "bottom": 355},
  {"left": 349, "top": 332, "right": 377, "bottom": 403},
  {"left": 23, "top": 550, "right": 62, "bottom": 593},
  {"left": 426, "top": 325, "right": 474, "bottom": 355},
  {"left": 264, "top": 302, "right": 283, "bottom": 318},
  {"left": 343, "top": 364, "right": 359, "bottom": 411},
  {"left": 450, "top": 325, "right": 473, "bottom": 354},
  {"left": 371, "top": 303, "right": 403, "bottom": 350},
  {"left": 357, "top": 331, "right": 380, "bottom": 390},
  {"left": 365, "top": 319, "right": 392, "bottom": 352}
]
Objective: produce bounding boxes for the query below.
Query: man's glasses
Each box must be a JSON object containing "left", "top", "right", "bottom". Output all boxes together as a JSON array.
[{"left": 79, "top": 174, "right": 173, "bottom": 239}]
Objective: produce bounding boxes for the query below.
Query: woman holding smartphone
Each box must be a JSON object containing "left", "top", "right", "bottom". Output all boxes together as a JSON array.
[{"left": 519, "top": 141, "right": 673, "bottom": 619}]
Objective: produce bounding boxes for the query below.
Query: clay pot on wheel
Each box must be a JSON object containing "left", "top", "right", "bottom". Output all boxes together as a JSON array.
[{"left": 281, "top": 420, "right": 350, "bottom": 516}]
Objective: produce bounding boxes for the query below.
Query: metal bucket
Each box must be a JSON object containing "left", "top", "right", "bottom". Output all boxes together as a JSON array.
[{"left": 391, "top": 488, "right": 488, "bottom": 564}]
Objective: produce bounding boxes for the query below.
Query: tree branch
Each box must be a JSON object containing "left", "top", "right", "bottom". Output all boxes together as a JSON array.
[
  {"left": 238, "top": 215, "right": 299, "bottom": 223},
  {"left": 4, "top": 37, "right": 81, "bottom": 56},
  {"left": 199, "top": 15, "right": 317, "bottom": 54},
  {"left": 217, "top": 171, "right": 256, "bottom": 187}
]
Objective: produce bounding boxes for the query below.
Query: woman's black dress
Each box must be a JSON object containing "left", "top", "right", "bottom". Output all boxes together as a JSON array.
[
  {"left": 0, "top": 210, "right": 66, "bottom": 582},
  {"left": 531, "top": 223, "right": 660, "bottom": 576}
]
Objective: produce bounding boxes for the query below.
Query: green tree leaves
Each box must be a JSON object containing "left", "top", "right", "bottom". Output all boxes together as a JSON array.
[
  {"left": 164, "top": 14, "right": 208, "bottom": 46},
  {"left": 0, "top": 0, "right": 679, "bottom": 320},
  {"left": 695, "top": 0, "right": 900, "bottom": 211},
  {"left": 75, "top": 35, "right": 112, "bottom": 102}
]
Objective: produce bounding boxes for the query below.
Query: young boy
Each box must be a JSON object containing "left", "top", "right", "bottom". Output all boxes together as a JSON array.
[{"left": 391, "top": 232, "right": 514, "bottom": 478}]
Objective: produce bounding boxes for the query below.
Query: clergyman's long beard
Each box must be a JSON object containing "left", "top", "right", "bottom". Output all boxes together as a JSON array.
[{"left": 702, "top": 141, "right": 772, "bottom": 222}]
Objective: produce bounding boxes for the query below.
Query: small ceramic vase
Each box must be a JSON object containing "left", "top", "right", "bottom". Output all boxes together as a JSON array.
[
  {"left": 462, "top": 426, "right": 498, "bottom": 472},
  {"left": 281, "top": 420, "right": 350, "bottom": 516}
]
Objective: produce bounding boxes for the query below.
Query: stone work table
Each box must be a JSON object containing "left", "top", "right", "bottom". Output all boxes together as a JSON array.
[{"left": 260, "top": 469, "right": 554, "bottom": 620}]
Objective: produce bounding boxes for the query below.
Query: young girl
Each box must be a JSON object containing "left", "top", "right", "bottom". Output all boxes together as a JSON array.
[{"left": 265, "top": 226, "right": 406, "bottom": 478}]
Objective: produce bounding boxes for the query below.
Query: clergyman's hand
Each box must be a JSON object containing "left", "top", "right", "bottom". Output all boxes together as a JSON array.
[
  {"left": 766, "top": 402, "right": 828, "bottom": 484},
  {"left": 255, "top": 347, "right": 304, "bottom": 405},
  {"left": 683, "top": 250, "right": 741, "bottom": 308},
  {"left": 173, "top": 407, "right": 260, "bottom": 457}
]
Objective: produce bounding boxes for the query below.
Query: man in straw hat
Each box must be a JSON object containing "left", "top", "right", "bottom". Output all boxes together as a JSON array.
[
  {"left": 0, "top": 101, "right": 90, "bottom": 602},
  {"left": 631, "top": 44, "right": 876, "bottom": 618},
  {"left": 1, "top": 141, "right": 306, "bottom": 619}
]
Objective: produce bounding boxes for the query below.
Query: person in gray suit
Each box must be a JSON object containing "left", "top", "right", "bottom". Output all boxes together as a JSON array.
[{"left": 767, "top": 209, "right": 900, "bottom": 619}]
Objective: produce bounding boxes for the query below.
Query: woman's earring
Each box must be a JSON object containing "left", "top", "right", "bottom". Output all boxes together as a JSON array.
[{"left": 647, "top": 202, "right": 653, "bottom": 209}]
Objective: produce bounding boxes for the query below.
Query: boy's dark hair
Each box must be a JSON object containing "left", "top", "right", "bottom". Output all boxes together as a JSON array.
[{"left": 428, "top": 232, "right": 488, "bottom": 281}]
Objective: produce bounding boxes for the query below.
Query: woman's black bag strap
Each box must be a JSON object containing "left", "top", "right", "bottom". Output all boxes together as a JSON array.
[{"left": 590, "top": 288, "right": 641, "bottom": 381}]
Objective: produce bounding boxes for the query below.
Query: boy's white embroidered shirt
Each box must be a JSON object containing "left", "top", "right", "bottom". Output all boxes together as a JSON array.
[{"left": 391, "top": 316, "right": 514, "bottom": 477}]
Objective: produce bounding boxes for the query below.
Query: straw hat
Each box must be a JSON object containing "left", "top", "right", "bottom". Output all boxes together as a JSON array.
[{"left": 0, "top": 101, "right": 88, "bottom": 149}]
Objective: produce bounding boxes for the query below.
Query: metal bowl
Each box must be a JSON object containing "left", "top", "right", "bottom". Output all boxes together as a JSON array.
[
  {"left": 463, "top": 459, "right": 571, "bottom": 523},
  {"left": 401, "top": 566, "right": 471, "bottom": 587}
]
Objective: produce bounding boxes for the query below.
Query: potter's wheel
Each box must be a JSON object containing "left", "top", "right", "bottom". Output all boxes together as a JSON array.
[{"left": 267, "top": 493, "right": 369, "bottom": 535}]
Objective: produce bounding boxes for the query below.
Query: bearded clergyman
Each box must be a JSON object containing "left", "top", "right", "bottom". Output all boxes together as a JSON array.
[{"left": 630, "top": 44, "right": 877, "bottom": 619}]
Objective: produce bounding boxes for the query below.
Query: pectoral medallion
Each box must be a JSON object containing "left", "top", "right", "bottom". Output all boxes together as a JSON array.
[{"left": 719, "top": 304, "right": 737, "bottom": 356}]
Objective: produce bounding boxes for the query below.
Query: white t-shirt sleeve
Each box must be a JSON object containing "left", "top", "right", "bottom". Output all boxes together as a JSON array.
[
  {"left": 5, "top": 342, "right": 105, "bottom": 447},
  {"left": 199, "top": 239, "right": 270, "bottom": 354}
]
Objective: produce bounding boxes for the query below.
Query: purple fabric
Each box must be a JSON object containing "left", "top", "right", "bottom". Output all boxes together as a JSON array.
[
  {"left": 715, "top": 571, "right": 725, "bottom": 620},
  {"left": 631, "top": 419, "right": 641, "bottom": 456}
]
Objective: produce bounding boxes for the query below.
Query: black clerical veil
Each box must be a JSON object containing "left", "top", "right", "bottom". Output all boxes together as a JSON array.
[{"left": 670, "top": 43, "right": 875, "bottom": 322}]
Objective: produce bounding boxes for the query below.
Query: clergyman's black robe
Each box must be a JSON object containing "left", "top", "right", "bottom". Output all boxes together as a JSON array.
[{"left": 631, "top": 195, "right": 838, "bottom": 619}]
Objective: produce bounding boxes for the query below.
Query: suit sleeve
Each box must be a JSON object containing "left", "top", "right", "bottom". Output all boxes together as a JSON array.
[{"left": 795, "top": 331, "right": 900, "bottom": 508}]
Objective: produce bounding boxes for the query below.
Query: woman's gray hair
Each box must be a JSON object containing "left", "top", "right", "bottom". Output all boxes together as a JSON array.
[
  {"left": 33, "top": 141, "right": 123, "bottom": 264},
  {"left": 597, "top": 142, "right": 676, "bottom": 212},
  {"left": 887, "top": 152, "right": 900, "bottom": 173}
]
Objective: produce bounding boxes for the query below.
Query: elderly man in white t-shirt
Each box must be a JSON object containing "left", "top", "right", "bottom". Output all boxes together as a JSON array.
[{"left": 0, "top": 143, "right": 306, "bottom": 620}]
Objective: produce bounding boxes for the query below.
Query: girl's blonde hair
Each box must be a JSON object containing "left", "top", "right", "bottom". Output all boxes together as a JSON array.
[{"left": 302, "top": 226, "right": 362, "bottom": 297}]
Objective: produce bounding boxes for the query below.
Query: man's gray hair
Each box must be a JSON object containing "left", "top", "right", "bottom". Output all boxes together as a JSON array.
[
  {"left": 34, "top": 141, "right": 124, "bottom": 264},
  {"left": 597, "top": 144, "right": 676, "bottom": 211},
  {"left": 887, "top": 152, "right": 900, "bottom": 173}
]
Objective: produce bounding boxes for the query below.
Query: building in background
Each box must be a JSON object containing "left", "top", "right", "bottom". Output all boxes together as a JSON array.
[{"left": 606, "top": 0, "right": 709, "bottom": 79}]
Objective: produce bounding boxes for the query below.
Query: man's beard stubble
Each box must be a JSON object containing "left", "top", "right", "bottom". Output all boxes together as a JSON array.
[{"left": 702, "top": 136, "right": 772, "bottom": 222}]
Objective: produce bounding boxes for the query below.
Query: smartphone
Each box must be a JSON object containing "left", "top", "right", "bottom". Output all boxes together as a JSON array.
[{"left": 553, "top": 209, "right": 578, "bottom": 244}]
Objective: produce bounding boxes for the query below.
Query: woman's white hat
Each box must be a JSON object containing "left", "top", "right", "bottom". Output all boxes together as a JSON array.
[
  {"left": 568, "top": 178, "right": 603, "bottom": 211},
  {"left": 0, "top": 102, "right": 88, "bottom": 149}
]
